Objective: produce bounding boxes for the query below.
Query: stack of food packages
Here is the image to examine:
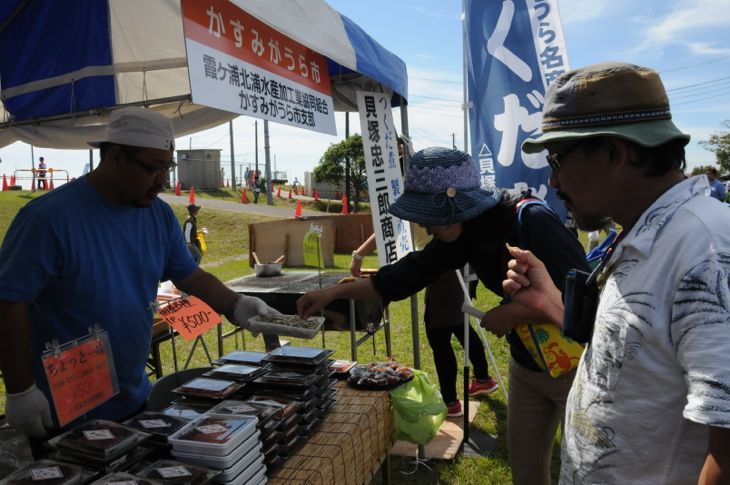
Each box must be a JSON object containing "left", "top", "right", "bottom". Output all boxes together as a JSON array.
[
  {"left": 166, "top": 414, "right": 266, "bottom": 485},
  {"left": 7, "top": 348, "right": 342, "bottom": 484},
  {"left": 44, "top": 420, "right": 154, "bottom": 475},
  {"left": 159, "top": 347, "right": 338, "bottom": 474}
]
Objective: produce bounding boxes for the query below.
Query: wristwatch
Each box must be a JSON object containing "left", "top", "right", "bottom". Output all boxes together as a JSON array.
[{"left": 351, "top": 250, "right": 363, "bottom": 261}]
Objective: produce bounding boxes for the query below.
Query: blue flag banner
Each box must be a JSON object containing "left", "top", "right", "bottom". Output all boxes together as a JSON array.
[{"left": 465, "top": 0, "right": 569, "bottom": 217}]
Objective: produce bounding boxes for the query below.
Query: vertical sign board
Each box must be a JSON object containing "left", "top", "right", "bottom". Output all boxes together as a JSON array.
[
  {"left": 356, "top": 91, "right": 413, "bottom": 266},
  {"left": 181, "top": 0, "right": 337, "bottom": 135},
  {"left": 466, "top": 0, "right": 569, "bottom": 216}
]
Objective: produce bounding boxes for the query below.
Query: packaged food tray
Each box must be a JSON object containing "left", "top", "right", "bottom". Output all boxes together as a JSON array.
[
  {"left": 171, "top": 430, "right": 261, "bottom": 473},
  {"left": 247, "top": 315, "right": 324, "bottom": 339},
  {"left": 168, "top": 414, "right": 258, "bottom": 456},
  {"left": 264, "top": 347, "right": 334, "bottom": 366}
]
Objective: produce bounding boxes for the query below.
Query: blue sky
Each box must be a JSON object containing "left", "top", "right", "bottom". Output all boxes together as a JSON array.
[{"left": 1, "top": 0, "right": 728, "bottom": 187}]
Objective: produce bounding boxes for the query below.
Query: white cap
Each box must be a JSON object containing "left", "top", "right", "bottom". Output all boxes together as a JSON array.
[{"left": 89, "top": 107, "right": 175, "bottom": 150}]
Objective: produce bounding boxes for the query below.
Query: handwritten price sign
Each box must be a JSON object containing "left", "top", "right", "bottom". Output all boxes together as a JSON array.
[
  {"left": 42, "top": 334, "right": 117, "bottom": 426},
  {"left": 158, "top": 296, "right": 221, "bottom": 341}
]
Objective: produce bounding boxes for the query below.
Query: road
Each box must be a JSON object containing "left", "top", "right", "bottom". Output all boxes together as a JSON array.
[{"left": 159, "top": 193, "right": 320, "bottom": 219}]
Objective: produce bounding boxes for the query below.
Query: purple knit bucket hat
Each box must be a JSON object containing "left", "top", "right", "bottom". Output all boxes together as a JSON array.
[{"left": 389, "top": 147, "right": 500, "bottom": 225}]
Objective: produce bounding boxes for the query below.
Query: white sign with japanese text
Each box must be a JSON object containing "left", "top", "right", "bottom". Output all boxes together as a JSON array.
[
  {"left": 181, "top": 0, "right": 336, "bottom": 135},
  {"left": 356, "top": 91, "right": 412, "bottom": 266}
]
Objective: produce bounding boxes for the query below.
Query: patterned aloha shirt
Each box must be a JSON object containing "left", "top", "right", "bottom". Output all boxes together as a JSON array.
[{"left": 561, "top": 176, "right": 730, "bottom": 484}]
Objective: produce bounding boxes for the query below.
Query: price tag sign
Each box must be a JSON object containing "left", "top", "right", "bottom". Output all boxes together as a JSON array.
[
  {"left": 158, "top": 296, "right": 221, "bottom": 341},
  {"left": 42, "top": 330, "right": 119, "bottom": 427},
  {"left": 303, "top": 226, "right": 324, "bottom": 268}
]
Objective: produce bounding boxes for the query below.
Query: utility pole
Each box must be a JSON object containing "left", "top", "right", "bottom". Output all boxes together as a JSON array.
[
  {"left": 254, "top": 121, "right": 259, "bottom": 177},
  {"left": 452, "top": 133, "right": 457, "bottom": 149}
]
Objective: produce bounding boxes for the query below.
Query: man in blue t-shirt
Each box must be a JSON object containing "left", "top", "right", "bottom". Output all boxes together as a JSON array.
[
  {"left": 705, "top": 167, "right": 727, "bottom": 202},
  {"left": 0, "top": 107, "right": 276, "bottom": 438}
]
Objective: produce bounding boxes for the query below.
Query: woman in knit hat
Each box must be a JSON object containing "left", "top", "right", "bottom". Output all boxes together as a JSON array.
[{"left": 298, "top": 146, "right": 588, "bottom": 485}]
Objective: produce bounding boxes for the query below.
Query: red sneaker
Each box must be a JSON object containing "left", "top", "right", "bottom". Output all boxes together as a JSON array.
[
  {"left": 469, "top": 377, "right": 498, "bottom": 396},
  {"left": 446, "top": 400, "right": 463, "bottom": 417}
]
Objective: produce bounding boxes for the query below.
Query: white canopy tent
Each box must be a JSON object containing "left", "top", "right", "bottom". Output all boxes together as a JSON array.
[{"left": 0, "top": 0, "right": 408, "bottom": 148}]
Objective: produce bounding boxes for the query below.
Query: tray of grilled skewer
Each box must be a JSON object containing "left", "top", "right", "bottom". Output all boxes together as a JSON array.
[{"left": 346, "top": 361, "right": 415, "bottom": 390}]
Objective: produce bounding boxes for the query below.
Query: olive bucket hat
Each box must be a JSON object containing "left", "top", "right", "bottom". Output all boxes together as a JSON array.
[
  {"left": 522, "top": 62, "right": 690, "bottom": 154},
  {"left": 388, "top": 147, "right": 500, "bottom": 226}
]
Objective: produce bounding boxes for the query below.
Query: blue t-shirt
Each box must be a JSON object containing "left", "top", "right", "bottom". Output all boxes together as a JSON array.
[{"left": 0, "top": 176, "right": 197, "bottom": 424}]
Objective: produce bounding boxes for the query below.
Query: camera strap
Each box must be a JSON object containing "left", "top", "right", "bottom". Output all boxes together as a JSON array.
[{"left": 587, "top": 230, "right": 626, "bottom": 290}]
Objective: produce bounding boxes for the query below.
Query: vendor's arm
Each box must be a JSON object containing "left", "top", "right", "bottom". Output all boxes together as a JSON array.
[
  {"left": 0, "top": 300, "right": 34, "bottom": 393},
  {"left": 297, "top": 278, "right": 378, "bottom": 319},
  {"left": 699, "top": 426, "right": 730, "bottom": 484},
  {"left": 173, "top": 268, "right": 276, "bottom": 327}
]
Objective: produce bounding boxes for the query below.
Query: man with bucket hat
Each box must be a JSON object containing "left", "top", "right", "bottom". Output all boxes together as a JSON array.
[
  {"left": 503, "top": 62, "right": 730, "bottom": 483},
  {"left": 0, "top": 107, "right": 277, "bottom": 440},
  {"left": 298, "top": 146, "right": 588, "bottom": 484}
]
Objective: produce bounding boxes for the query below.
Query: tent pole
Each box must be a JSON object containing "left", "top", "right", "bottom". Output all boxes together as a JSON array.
[
  {"left": 229, "top": 120, "right": 236, "bottom": 189},
  {"left": 345, "top": 112, "right": 350, "bottom": 212}
]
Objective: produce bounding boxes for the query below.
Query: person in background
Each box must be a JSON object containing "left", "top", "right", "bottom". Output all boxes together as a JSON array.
[
  {"left": 350, "top": 232, "right": 496, "bottom": 417},
  {"left": 183, "top": 203, "right": 203, "bottom": 264},
  {"left": 0, "top": 107, "right": 276, "bottom": 441},
  {"left": 504, "top": 62, "right": 730, "bottom": 483},
  {"left": 705, "top": 166, "right": 727, "bottom": 201},
  {"left": 252, "top": 175, "right": 261, "bottom": 203},
  {"left": 299, "top": 147, "right": 587, "bottom": 485},
  {"left": 37, "top": 157, "right": 47, "bottom": 190}
]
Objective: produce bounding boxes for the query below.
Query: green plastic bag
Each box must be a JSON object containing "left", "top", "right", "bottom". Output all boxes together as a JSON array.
[{"left": 389, "top": 369, "right": 447, "bottom": 445}]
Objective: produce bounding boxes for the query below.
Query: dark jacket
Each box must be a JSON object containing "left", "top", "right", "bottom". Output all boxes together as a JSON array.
[{"left": 371, "top": 200, "right": 589, "bottom": 370}]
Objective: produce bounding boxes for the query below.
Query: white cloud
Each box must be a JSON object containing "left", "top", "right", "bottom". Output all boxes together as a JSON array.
[
  {"left": 555, "top": 0, "right": 611, "bottom": 24},
  {"left": 686, "top": 42, "right": 730, "bottom": 56},
  {"left": 638, "top": 0, "right": 730, "bottom": 50}
]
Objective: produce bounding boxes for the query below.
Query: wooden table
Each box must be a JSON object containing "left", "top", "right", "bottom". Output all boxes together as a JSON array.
[{"left": 269, "top": 381, "right": 394, "bottom": 485}]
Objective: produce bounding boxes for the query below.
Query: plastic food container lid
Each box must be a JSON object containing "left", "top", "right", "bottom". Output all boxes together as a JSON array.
[
  {"left": 168, "top": 414, "right": 258, "bottom": 456},
  {"left": 171, "top": 430, "right": 261, "bottom": 474},
  {"left": 213, "top": 351, "right": 268, "bottom": 367},
  {"left": 89, "top": 471, "right": 161, "bottom": 485},
  {"left": 2, "top": 459, "right": 88, "bottom": 485},
  {"left": 137, "top": 459, "right": 220, "bottom": 484}
]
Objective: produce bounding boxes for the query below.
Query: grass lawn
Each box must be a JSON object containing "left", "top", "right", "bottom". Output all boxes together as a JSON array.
[{"left": 0, "top": 188, "right": 589, "bottom": 484}]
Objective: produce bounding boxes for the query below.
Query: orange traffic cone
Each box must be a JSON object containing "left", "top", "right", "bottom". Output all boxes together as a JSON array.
[
  {"left": 341, "top": 194, "right": 349, "bottom": 215},
  {"left": 2, "top": 174, "right": 7, "bottom": 191},
  {"left": 10, "top": 175, "right": 15, "bottom": 186},
  {"left": 294, "top": 200, "right": 302, "bottom": 219},
  {"left": 288, "top": 188, "right": 293, "bottom": 199},
  {"left": 241, "top": 189, "right": 249, "bottom": 204},
  {"left": 48, "top": 179, "right": 54, "bottom": 190},
  {"left": 313, "top": 190, "right": 319, "bottom": 202},
  {"left": 189, "top": 186, "right": 196, "bottom": 204},
  {"left": 175, "top": 181, "right": 181, "bottom": 196},
  {"left": 276, "top": 185, "right": 282, "bottom": 198},
  {"left": 301, "top": 186, "right": 306, "bottom": 196}
]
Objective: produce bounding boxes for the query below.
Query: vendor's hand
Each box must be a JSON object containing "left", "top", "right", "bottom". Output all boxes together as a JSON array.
[
  {"left": 231, "top": 295, "right": 279, "bottom": 329},
  {"left": 6, "top": 384, "right": 53, "bottom": 437},
  {"left": 349, "top": 257, "right": 363, "bottom": 277},
  {"left": 502, "top": 245, "right": 564, "bottom": 325},
  {"left": 297, "top": 289, "right": 333, "bottom": 319}
]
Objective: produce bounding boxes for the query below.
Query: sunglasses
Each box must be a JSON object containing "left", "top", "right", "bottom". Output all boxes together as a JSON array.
[
  {"left": 122, "top": 148, "right": 176, "bottom": 177},
  {"left": 545, "top": 141, "right": 584, "bottom": 173}
]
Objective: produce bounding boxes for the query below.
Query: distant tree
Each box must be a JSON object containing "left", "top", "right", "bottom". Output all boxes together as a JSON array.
[
  {"left": 313, "top": 134, "right": 367, "bottom": 212},
  {"left": 699, "top": 120, "right": 730, "bottom": 174},
  {"left": 690, "top": 164, "right": 717, "bottom": 177}
]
